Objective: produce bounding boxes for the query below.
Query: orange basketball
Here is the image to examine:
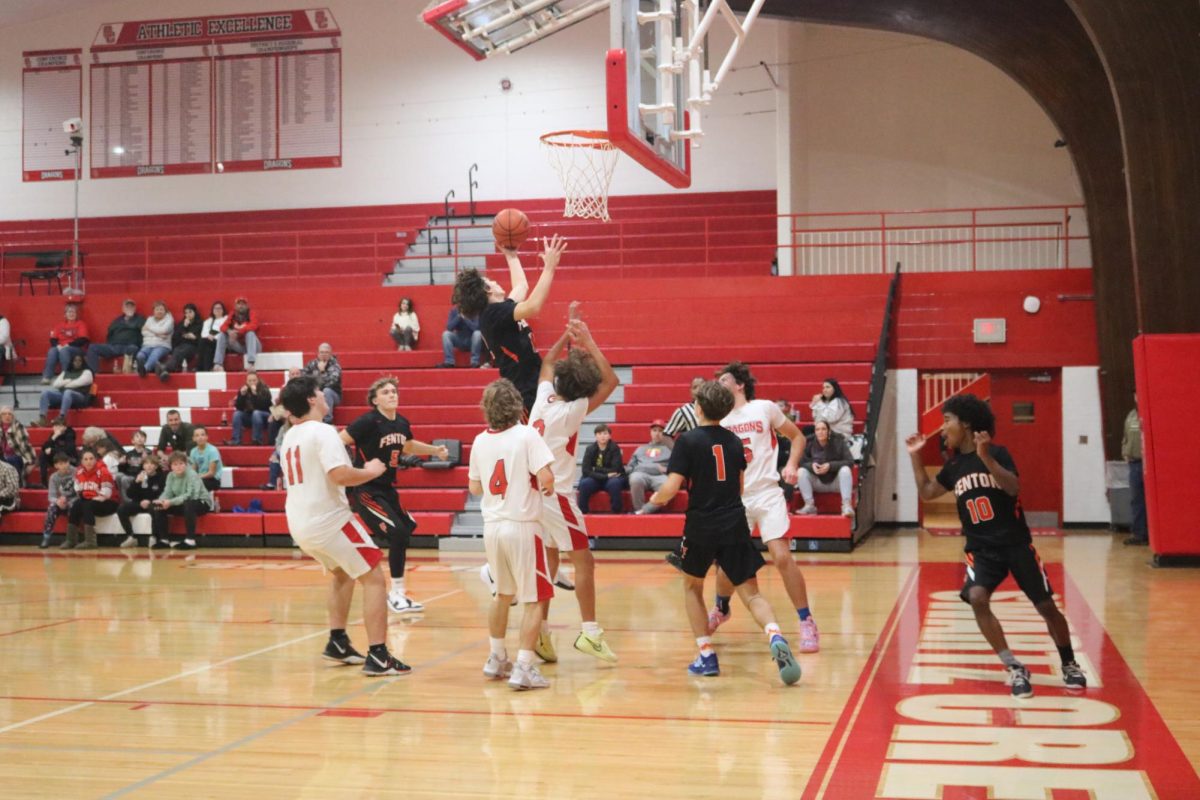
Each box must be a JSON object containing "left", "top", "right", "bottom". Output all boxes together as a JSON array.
[{"left": 492, "top": 208, "right": 530, "bottom": 250}]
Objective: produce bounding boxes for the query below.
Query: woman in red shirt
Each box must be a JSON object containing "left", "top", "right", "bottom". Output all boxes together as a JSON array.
[{"left": 63, "top": 448, "right": 116, "bottom": 550}]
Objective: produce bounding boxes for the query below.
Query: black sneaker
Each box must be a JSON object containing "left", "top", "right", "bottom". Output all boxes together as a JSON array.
[
  {"left": 136, "top": 359, "right": 147, "bottom": 378},
  {"left": 1062, "top": 661, "right": 1087, "bottom": 690},
  {"left": 176, "top": 540, "right": 197, "bottom": 551},
  {"left": 665, "top": 551, "right": 684, "bottom": 573},
  {"left": 1007, "top": 664, "right": 1034, "bottom": 699},
  {"left": 322, "top": 638, "right": 365, "bottom": 665},
  {"left": 362, "top": 650, "right": 412, "bottom": 677},
  {"left": 1123, "top": 536, "right": 1148, "bottom": 546},
  {"left": 152, "top": 539, "right": 172, "bottom": 550}
]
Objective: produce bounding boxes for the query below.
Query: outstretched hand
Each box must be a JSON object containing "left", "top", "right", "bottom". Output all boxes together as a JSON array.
[
  {"left": 973, "top": 430, "right": 992, "bottom": 459},
  {"left": 905, "top": 433, "right": 926, "bottom": 454},
  {"left": 539, "top": 234, "right": 568, "bottom": 269},
  {"left": 568, "top": 300, "right": 581, "bottom": 321}
]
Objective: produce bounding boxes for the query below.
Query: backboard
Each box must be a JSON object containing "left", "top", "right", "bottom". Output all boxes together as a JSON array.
[
  {"left": 423, "top": 0, "right": 608, "bottom": 60},
  {"left": 607, "top": 1, "right": 692, "bottom": 188}
]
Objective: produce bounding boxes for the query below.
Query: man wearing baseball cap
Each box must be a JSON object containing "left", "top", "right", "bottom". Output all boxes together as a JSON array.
[
  {"left": 214, "top": 296, "right": 261, "bottom": 371},
  {"left": 626, "top": 419, "right": 673, "bottom": 514},
  {"left": 87, "top": 298, "right": 144, "bottom": 374}
]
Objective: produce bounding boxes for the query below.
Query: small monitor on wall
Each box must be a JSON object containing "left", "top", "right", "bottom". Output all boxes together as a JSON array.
[{"left": 973, "top": 318, "right": 1007, "bottom": 344}]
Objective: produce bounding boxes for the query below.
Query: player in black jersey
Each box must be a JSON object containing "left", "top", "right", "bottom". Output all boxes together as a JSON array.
[
  {"left": 339, "top": 376, "right": 448, "bottom": 615},
  {"left": 451, "top": 234, "right": 568, "bottom": 412},
  {"left": 648, "top": 380, "right": 800, "bottom": 686},
  {"left": 906, "top": 393, "right": 1086, "bottom": 698}
]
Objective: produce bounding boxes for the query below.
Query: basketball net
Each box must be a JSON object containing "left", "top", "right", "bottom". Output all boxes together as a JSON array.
[{"left": 540, "top": 130, "right": 619, "bottom": 221}]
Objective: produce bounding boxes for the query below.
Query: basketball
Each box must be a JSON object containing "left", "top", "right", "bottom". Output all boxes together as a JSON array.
[{"left": 493, "top": 208, "right": 530, "bottom": 250}]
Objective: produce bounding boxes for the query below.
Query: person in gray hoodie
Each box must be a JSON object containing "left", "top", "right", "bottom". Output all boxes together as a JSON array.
[
  {"left": 135, "top": 301, "right": 174, "bottom": 377},
  {"left": 627, "top": 419, "right": 673, "bottom": 513}
]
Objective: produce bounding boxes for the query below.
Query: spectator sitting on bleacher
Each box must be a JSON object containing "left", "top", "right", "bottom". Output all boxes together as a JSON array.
[
  {"left": 121, "top": 430, "right": 151, "bottom": 479},
  {"left": 35, "top": 353, "right": 93, "bottom": 427},
  {"left": 86, "top": 299, "right": 143, "bottom": 375},
  {"left": 776, "top": 398, "right": 799, "bottom": 424},
  {"left": 63, "top": 448, "right": 116, "bottom": 551},
  {"left": 80, "top": 426, "right": 124, "bottom": 458},
  {"left": 0, "top": 405, "right": 36, "bottom": 487},
  {"left": 41, "top": 302, "right": 89, "bottom": 385},
  {"left": 628, "top": 420, "right": 673, "bottom": 514},
  {"left": 39, "top": 453, "right": 76, "bottom": 548},
  {"left": 439, "top": 307, "right": 483, "bottom": 368},
  {"left": 189, "top": 425, "right": 223, "bottom": 492},
  {"left": 231, "top": 372, "right": 273, "bottom": 445},
  {"left": 157, "top": 303, "right": 202, "bottom": 380},
  {"left": 0, "top": 312, "right": 11, "bottom": 377},
  {"left": 797, "top": 420, "right": 855, "bottom": 518},
  {"left": 197, "top": 301, "right": 228, "bottom": 372},
  {"left": 116, "top": 453, "right": 166, "bottom": 549},
  {"left": 151, "top": 452, "right": 211, "bottom": 551},
  {"left": 38, "top": 416, "right": 76, "bottom": 486},
  {"left": 576, "top": 423, "right": 627, "bottom": 514},
  {"left": 213, "top": 296, "right": 260, "bottom": 372},
  {"left": 0, "top": 458, "right": 18, "bottom": 521},
  {"left": 303, "top": 343, "right": 342, "bottom": 424},
  {"left": 135, "top": 301, "right": 174, "bottom": 378},
  {"left": 157, "top": 410, "right": 195, "bottom": 455},
  {"left": 390, "top": 297, "right": 420, "bottom": 351},
  {"left": 664, "top": 377, "right": 705, "bottom": 440},
  {"left": 93, "top": 438, "right": 128, "bottom": 508},
  {"left": 810, "top": 378, "right": 854, "bottom": 437},
  {"left": 262, "top": 417, "right": 291, "bottom": 491}
]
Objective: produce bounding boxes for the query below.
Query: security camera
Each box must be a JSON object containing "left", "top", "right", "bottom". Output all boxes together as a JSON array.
[{"left": 62, "top": 117, "right": 83, "bottom": 134}]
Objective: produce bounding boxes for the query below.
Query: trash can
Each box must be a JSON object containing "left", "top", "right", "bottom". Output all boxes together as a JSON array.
[{"left": 1106, "top": 460, "right": 1131, "bottom": 530}]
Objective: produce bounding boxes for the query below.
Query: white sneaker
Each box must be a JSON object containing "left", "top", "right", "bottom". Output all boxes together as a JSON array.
[
  {"left": 119, "top": 535, "right": 137, "bottom": 548},
  {"left": 841, "top": 504, "right": 855, "bottom": 518},
  {"left": 483, "top": 653, "right": 513, "bottom": 679},
  {"left": 147, "top": 536, "right": 157, "bottom": 548},
  {"left": 387, "top": 592, "right": 425, "bottom": 614},
  {"left": 508, "top": 662, "right": 550, "bottom": 691},
  {"left": 798, "top": 503, "right": 818, "bottom": 515}
]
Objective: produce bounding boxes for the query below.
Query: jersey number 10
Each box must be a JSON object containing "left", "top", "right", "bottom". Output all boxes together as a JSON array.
[{"left": 965, "top": 496, "right": 995, "bottom": 524}]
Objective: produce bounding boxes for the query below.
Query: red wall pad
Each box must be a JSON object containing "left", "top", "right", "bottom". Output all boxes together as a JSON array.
[{"left": 1133, "top": 334, "right": 1200, "bottom": 558}]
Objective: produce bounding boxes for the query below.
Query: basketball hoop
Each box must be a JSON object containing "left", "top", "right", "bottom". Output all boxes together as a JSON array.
[{"left": 540, "top": 130, "right": 619, "bottom": 222}]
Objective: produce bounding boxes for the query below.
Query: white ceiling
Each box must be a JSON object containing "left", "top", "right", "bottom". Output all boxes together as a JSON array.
[{"left": 0, "top": 0, "right": 117, "bottom": 29}]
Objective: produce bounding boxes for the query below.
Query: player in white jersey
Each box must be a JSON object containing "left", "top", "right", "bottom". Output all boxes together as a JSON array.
[
  {"left": 468, "top": 379, "right": 557, "bottom": 690},
  {"left": 712, "top": 361, "right": 820, "bottom": 653},
  {"left": 529, "top": 315, "right": 620, "bottom": 664},
  {"left": 278, "top": 375, "right": 410, "bottom": 677}
]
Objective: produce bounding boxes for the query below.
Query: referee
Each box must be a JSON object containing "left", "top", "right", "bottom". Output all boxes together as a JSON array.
[{"left": 664, "top": 376, "right": 706, "bottom": 440}]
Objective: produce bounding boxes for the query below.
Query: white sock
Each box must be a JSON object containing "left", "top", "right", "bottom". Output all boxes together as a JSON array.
[
  {"left": 696, "top": 636, "right": 713, "bottom": 655},
  {"left": 517, "top": 649, "right": 536, "bottom": 667},
  {"left": 392, "top": 578, "right": 405, "bottom": 596},
  {"left": 764, "top": 622, "right": 781, "bottom": 639},
  {"left": 489, "top": 637, "right": 507, "bottom": 658},
  {"left": 582, "top": 620, "right": 601, "bottom": 635}
]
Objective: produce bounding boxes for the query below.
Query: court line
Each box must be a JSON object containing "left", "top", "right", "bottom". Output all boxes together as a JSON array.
[
  {"left": 809, "top": 565, "right": 919, "bottom": 800},
  {"left": 0, "top": 618, "right": 76, "bottom": 637},
  {"left": 0, "top": 587, "right": 463, "bottom": 737}
]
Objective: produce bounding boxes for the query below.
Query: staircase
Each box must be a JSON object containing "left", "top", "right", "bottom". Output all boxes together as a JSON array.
[{"left": 384, "top": 215, "right": 496, "bottom": 286}]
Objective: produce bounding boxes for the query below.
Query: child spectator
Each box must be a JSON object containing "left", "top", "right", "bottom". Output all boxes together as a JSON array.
[
  {"left": 157, "top": 303, "right": 202, "bottom": 380},
  {"left": 116, "top": 454, "right": 166, "bottom": 548},
  {"left": 189, "top": 425, "right": 223, "bottom": 492},
  {"left": 231, "top": 372, "right": 273, "bottom": 445},
  {"left": 152, "top": 452, "right": 212, "bottom": 551},
  {"left": 65, "top": 448, "right": 116, "bottom": 550},
  {"left": 576, "top": 424, "right": 627, "bottom": 514},
  {"left": 41, "top": 302, "right": 89, "bottom": 384},
  {"left": 390, "top": 297, "right": 420, "bottom": 350},
  {"left": 36, "top": 353, "right": 93, "bottom": 427},
  {"left": 40, "top": 453, "right": 77, "bottom": 548},
  {"left": 121, "top": 430, "right": 151, "bottom": 478},
  {"left": 38, "top": 416, "right": 76, "bottom": 486},
  {"left": 135, "top": 301, "right": 174, "bottom": 377},
  {"left": 197, "top": 301, "right": 228, "bottom": 372},
  {"left": 93, "top": 438, "right": 128, "bottom": 506}
]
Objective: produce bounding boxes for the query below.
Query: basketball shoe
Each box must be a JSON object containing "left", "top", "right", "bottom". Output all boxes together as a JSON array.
[
  {"left": 483, "top": 653, "right": 513, "bottom": 679},
  {"left": 573, "top": 630, "right": 618, "bottom": 663},
  {"left": 534, "top": 631, "right": 557, "bottom": 662},
  {"left": 799, "top": 618, "right": 820, "bottom": 653},
  {"left": 1062, "top": 661, "right": 1087, "bottom": 690},
  {"left": 509, "top": 662, "right": 550, "bottom": 690},
  {"left": 362, "top": 650, "right": 412, "bottom": 677},
  {"left": 688, "top": 651, "right": 720, "bottom": 677},
  {"left": 770, "top": 636, "right": 802, "bottom": 685},
  {"left": 1007, "top": 664, "right": 1034, "bottom": 698},
  {"left": 322, "top": 638, "right": 365, "bottom": 665},
  {"left": 387, "top": 591, "right": 424, "bottom": 614}
]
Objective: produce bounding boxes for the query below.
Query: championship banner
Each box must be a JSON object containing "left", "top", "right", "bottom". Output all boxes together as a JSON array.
[
  {"left": 88, "top": 10, "right": 340, "bottom": 178},
  {"left": 22, "top": 49, "right": 82, "bottom": 182},
  {"left": 802, "top": 563, "right": 1200, "bottom": 800}
]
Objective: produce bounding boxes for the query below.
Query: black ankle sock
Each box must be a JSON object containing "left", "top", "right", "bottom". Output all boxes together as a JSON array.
[
  {"left": 715, "top": 595, "right": 731, "bottom": 615},
  {"left": 330, "top": 628, "right": 348, "bottom": 642},
  {"left": 368, "top": 643, "right": 389, "bottom": 657},
  {"left": 1057, "top": 644, "right": 1076, "bottom": 665}
]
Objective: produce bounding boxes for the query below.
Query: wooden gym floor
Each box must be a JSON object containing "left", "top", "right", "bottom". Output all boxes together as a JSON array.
[{"left": 1, "top": 529, "right": 1197, "bottom": 799}]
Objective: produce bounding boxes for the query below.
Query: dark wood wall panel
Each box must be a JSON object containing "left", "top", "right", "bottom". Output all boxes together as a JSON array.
[{"left": 736, "top": 0, "right": 1198, "bottom": 452}]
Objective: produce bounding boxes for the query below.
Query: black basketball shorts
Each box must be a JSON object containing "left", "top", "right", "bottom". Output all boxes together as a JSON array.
[
  {"left": 351, "top": 485, "right": 417, "bottom": 543},
  {"left": 679, "top": 516, "right": 765, "bottom": 587},
  {"left": 960, "top": 543, "right": 1054, "bottom": 605}
]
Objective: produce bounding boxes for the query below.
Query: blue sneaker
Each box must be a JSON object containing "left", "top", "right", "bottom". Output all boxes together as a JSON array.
[
  {"left": 770, "top": 636, "right": 802, "bottom": 685},
  {"left": 688, "top": 651, "right": 720, "bottom": 677}
]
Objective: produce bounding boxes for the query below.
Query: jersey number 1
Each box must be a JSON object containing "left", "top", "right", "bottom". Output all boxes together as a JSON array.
[
  {"left": 489, "top": 460, "right": 508, "bottom": 498},
  {"left": 966, "top": 496, "right": 995, "bottom": 524},
  {"left": 284, "top": 446, "right": 304, "bottom": 486},
  {"left": 711, "top": 445, "right": 727, "bottom": 481}
]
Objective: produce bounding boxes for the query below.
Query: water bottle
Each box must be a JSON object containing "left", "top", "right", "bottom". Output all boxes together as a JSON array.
[{"left": 103, "top": 396, "right": 112, "bottom": 410}]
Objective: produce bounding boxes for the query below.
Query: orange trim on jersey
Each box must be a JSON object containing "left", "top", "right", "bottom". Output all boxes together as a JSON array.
[{"left": 501, "top": 345, "right": 520, "bottom": 362}]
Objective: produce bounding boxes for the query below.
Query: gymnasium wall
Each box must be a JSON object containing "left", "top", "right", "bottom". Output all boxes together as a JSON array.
[
  {"left": 0, "top": 0, "right": 782, "bottom": 221},
  {"left": 775, "top": 23, "right": 1083, "bottom": 213}
]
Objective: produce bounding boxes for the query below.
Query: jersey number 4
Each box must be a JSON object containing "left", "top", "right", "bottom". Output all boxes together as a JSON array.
[
  {"left": 965, "top": 496, "right": 995, "bottom": 524},
  {"left": 489, "top": 460, "right": 508, "bottom": 498},
  {"left": 284, "top": 446, "right": 304, "bottom": 486}
]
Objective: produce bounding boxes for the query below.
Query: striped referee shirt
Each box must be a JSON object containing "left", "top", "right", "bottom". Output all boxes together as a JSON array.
[{"left": 664, "top": 402, "right": 699, "bottom": 438}]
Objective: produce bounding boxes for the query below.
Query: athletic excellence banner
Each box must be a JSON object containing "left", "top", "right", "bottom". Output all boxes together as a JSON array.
[
  {"left": 88, "top": 9, "right": 340, "bottom": 178},
  {"left": 22, "top": 50, "right": 83, "bottom": 182}
]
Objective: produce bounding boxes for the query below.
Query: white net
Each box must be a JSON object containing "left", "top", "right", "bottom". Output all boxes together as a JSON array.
[{"left": 540, "top": 130, "right": 619, "bottom": 221}]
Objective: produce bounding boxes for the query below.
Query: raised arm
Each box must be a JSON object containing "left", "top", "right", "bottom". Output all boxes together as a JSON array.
[
  {"left": 538, "top": 324, "right": 574, "bottom": 384},
  {"left": 513, "top": 235, "right": 567, "bottom": 322},
  {"left": 975, "top": 432, "right": 1020, "bottom": 496},
  {"left": 905, "top": 433, "right": 948, "bottom": 501},
  {"left": 570, "top": 317, "right": 620, "bottom": 413}
]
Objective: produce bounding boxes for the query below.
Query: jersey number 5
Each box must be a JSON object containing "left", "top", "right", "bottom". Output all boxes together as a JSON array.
[
  {"left": 966, "top": 496, "right": 995, "bottom": 524},
  {"left": 740, "top": 437, "right": 753, "bottom": 464},
  {"left": 284, "top": 446, "right": 304, "bottom": 486},
  {"left": 489, "top": 460, "right": 508, "bottom": 498}
]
